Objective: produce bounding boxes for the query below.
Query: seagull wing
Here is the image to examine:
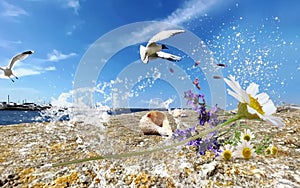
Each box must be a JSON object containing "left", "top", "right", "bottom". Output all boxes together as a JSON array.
[
  {"left": 0, "top": 66, "right": 4, "bottom": 71},
  {"left": 147, "top": 30, "right": 185, "bottom": 47},
  {"left": 139, "top": 45, "right": 148, "bottom": 64},
  {"left": 9, "top": 50, "right": 34, "bottom": 69},
  {"left": 156, "top": 51, "right": 181, "bottom": 62}
]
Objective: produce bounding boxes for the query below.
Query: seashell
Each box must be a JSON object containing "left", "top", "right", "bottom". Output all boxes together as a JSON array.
[{"left": 139, "top": 111, "right": 172, "bottom": 136}]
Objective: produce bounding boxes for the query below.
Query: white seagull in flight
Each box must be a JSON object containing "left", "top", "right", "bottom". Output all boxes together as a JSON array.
[
  {"left": 139, "top": 29, "right": 185, "bottom": 64},
  {"left": 0, "top": 50, "right": 34, "bottom": 82}
]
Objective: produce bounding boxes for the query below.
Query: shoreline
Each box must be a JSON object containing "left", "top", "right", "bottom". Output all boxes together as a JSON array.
[{"left": 0, "top": 106, "right": 51, "bottom": 111}]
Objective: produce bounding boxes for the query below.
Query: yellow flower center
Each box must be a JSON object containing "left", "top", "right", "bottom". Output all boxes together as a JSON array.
[
  {"left": 249, "top": 95, "right": 265, "bottom": 115},
  {"left": 271, "top": 146, "right": 278, "bottom": 155},
  {"left": 242, "top": 147, "right": 252, "bottom": 159},
  {"left": 265, "top": 147, "right": 271, "bottom": 155},
  {"left": 243, "top": 134, "right": 251, "bottom": 141},
  {"left": 223, "top": 150, "right": 232, "bottom": 161}
]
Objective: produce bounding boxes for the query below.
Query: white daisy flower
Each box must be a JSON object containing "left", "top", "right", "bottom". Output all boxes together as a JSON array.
[
  {"left": 224, "top": 75, "right": 284, "bottom": 127},
  {"left": 234, "top": 140, "right": 256, "bottom": 159},
  {"left": 240, "top": 129, "right": 255, "bottom": 142},
  {"left": 218, "top": 144, "right": 234, "bottom": 161}
]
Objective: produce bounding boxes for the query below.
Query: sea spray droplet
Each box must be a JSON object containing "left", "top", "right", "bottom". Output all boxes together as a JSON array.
[
  {"left": 169, "top": 67, "right": 174, "bottom": 73},
  {"left": 194, "top": 61, "right": 201, "bottom": 67},
  {"left": 216, "top": 63, "right": 227, "bottom": 67},
  {"left": 213, "top": 75, "right": 223, "bottom": 79},
  {"left": 192, "top": 77, "right": 201, "bottom": 90},
  {"left": 209, "top": 16, "right": 286, "bottom": 104}
]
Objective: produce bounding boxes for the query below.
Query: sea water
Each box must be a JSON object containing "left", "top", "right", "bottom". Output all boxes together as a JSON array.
[
  {"left": 0, "top": 110, "right": 42, "bottom": 125},
  {"left": 0, "top": 107, "right": 169, "bottom": 126}
]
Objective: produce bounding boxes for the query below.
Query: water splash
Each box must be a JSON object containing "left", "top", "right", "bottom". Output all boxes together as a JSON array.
[
  {"left": 40, "top": 65, "right": 178, "bottom": 125},
  {"left": 38, "top": 91, "right": 72, "bottom": 122},
  {"left": 39, "top": 88, "right": 110, "bottom": 129},
  {"left": 148, "top": 98, "right": 174, "bottom": 110},
  {"left": 206, "top": 16, "right": 293, "bottom": 106}
]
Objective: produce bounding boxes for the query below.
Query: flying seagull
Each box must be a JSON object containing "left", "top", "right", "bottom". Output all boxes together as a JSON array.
[
  {"left": 0, "top": 50, "right": 34, "bottom": 82},
  {"left": 139, "top": 29, "right": 185, "bottom": 64}
]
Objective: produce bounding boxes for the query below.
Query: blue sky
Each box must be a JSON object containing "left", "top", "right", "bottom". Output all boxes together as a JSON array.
[{"left": 0, "top": 0, "right": 299, "bottom": 109}]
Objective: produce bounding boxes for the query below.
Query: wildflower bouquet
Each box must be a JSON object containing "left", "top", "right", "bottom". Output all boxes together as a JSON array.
[
  {"left": 218, "top": 127, "right": 279, "bottom": 161},
  {"left": 173, "top": 90, "right": 221, "bottom": 156},
  {"left": 50, "top": 75, "right": 284, "bottom": 167}
]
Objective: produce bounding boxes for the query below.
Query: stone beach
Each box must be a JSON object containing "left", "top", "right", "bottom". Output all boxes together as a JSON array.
[{"left": 0, "top": 107, "right": 299, "bottom": 187}]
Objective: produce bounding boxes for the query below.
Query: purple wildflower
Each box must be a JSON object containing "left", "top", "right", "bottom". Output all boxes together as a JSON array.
[
  {"left": 184, "top": 90, "right": 213, "bottom": 126},
  {"left": 173, "top": 90, "right": 223, "bottom": 156}
]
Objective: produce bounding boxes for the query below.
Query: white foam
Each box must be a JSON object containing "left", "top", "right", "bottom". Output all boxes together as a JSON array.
[{"left": 38, "top": 88, "right": 111, "bottom": 129}]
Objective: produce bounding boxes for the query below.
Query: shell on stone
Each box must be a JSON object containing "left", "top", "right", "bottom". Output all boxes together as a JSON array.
[
  {"left": 171, "top": 108, "right": 187, "bottom": 118},
  {"left": 139, "top": 111, "right": 172, "bottom": 136}
]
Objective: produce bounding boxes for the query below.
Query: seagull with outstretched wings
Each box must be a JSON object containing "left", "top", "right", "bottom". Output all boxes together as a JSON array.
[
  {"left": 0, "top": 50, "right": 34, "bottom": 82},
  {"left": 139, "top": 29, "right": 185, "bottom": 64}
]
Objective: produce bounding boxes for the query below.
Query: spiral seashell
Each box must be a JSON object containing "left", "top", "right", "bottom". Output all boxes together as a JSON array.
[{"left": 139, "top": 111, "right": 172, "bottom": 136}]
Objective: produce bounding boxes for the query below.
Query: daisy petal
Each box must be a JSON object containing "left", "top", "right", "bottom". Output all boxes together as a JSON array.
[
  {"left": 224, "top": 78, "right": 239, "bottom": 94},
  {"left": 227, "top": 89, "right": 245, "bottom": 103},
  {"left": 224, "top": 75, "right": 243, "bottom": 96},
  {"left": 262, "top": 100, "right": 277, "bottom": 115},
  {"left": 265, "top": 116, "right": 285, "bottom": 127},
  {"left": 246, "top": 83, "right": 259, "bottom": 96},
  {"left": 241, "top": 90, "right": 250, "bottom": 104},
  {"left": 247, "top": 105, "right": 259, "bottom": 115},
  {"left": 256, "top": 92, "right": 270, "bottom": 105},
  {"left": 224, "top": 75, "right": 250, "bottom": 103}
]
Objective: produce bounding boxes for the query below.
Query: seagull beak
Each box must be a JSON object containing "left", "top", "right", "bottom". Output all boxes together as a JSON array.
[{"left": 162, "top": 44, "right": 168, "bottom": 49}]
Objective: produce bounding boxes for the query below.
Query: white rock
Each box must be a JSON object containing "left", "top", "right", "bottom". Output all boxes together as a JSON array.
[
  {"left": 277, "top": 179, "right": 300, "bottom": 188},
  {"left": 139, "top": 111, "right": 172, "bottom": 136},
  {"left": 172, "top": 108, "right": 183, "bottom": 118},
  {"left": 76, "top": 136, "right": 83, "bottom": 144},
  {"left": 201, "top": 161, "right": 217, "bottom": 177},
  {"left": 171, "top": 108, "right": 187, "bottom": 118}
]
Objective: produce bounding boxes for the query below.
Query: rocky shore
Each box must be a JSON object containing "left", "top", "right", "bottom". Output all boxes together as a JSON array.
[{"left": 0, "top": 108, "right": 299, "bottom": 187}]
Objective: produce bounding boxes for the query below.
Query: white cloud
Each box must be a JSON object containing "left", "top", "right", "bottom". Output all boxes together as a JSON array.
[
  {"left": 47, "top": 49, "right": 76, "bottom": 62},
  {"left": 128, "top": 0, "right": 219, "bottom": 44},
  {"left": 92, "top": 0, "right": 218, "bottom": 50},
  {"left": 13, "top": 68, "right": 41, "bottom": 77},
  {"left": 0, "top": 64, "right": 56, "bottom": 79},
  {"left": 0, "top": 1, "right": 29, "bottom": 17},
  {"left": 0, "top": 67, "right": 40, "bottom": 79},
  {"left": 45, "top": 66, "right": 56, "bottom": 71},
  {"left": 65, "top": 0, "right": 80, "bottom": 14},
  {"left": 163, "top": 0, "right": 217, "bottom": 25},
  {"left": 0, "top": 38, "right": 22, "bottom": 48},
  {"left": 24, "top": 0, "right": 81, "bottom": 14},
  {"left": 0, "top": 49, "right": 73, "bottom": 79},
  {"left": 0, "top": 56, "right": 56, "bottom": 79},
  {"left": 25, "top": 0, "right": 80, "bottom": 14}
]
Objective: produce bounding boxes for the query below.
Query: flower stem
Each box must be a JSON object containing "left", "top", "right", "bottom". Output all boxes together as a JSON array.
[{"left": 52, "top": 115, "right": 242, "bottom": 167}]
